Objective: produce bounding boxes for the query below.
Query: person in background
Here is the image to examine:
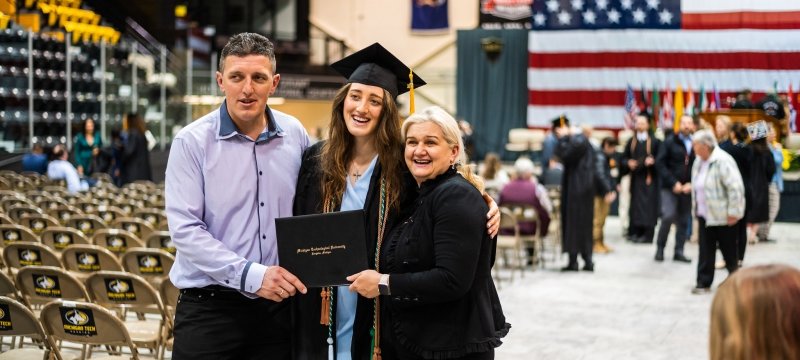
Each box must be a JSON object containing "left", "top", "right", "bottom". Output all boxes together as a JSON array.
[
  {"left": 347, "top": 106, "right": 509, "bottom": 360},
  {"left": 458, "top": 119, "right": 476, "bottom": 161},
  {"left": 47, "top": 144, "right": 91, "bottom": 194},
  {"left": 653, "top": 115, "right": 696, "bottom": 263},
  {"left": 120, "top": 112, "right": 152, "bottom": 184},
  {"left": 732, "top": 89, "right": 754, "bottom": 109},
  {"left": 714, "top": 115, "right": 731, "bottom": 144},
  {"left": 480, "top": 152, "right": 509, "bottom": 199},
  {"left": 593, "top": 137, "right": 619, "bottom": 254},
  {"left": 22, "top": 142, "right": 48, "bottom": 174},
  {"left": 72, "top": 118, "right": 102, "bottom": 176},
  {"left": 719, "top": 122, "right": 752, "bottom": 267},
  {"left": 621, "top": 114, "right": 661, "bottom": 244},
  {"left": 690, "top": 130, "right": 744, "bottom": 295},
  {"left": 499, "top": 156, "right": 551, "bottom": 264},
  {"left": 540, "top": 116, "right": 563, "bottom": 175},
  {"left": 554, "top": 117, "right": 598, "bottom": 272},
  {"left": 710, "top": 264, "right": 800, "bottom": 360},
  {"left": 745, "top": 133, "right": 776, "bottom": 246},
  {"left": 756, "top": 123, "right": 783, "bottom": 243}
]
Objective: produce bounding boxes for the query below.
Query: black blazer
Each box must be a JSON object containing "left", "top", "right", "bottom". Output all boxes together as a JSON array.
[
  {"left": 291, "top": 142, "right": 412, "bottom": 360},
  {"left": 120, "top": 130, "right": 152, "bottom": 184},
  {"left": 381, "top": 168, "right": 510, "bottom": 359},
  {"left": 656, "top": 132, "right": 694, "bottom": 189}
]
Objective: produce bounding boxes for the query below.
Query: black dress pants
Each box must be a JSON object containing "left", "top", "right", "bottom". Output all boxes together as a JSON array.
[
  {"left": 172, "top": 285, "right": 291, "bottom": 360},
  {"left": 734, "top": 219, "right": 747, "bottom": 262},
  {"left": 696, "top": 218, "right": 739, "bottom": 288}
]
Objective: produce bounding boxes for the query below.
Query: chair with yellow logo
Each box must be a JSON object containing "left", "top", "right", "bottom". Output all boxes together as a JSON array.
[
  {"left": 40, "top": 227, "right": 91, "bottom": 256},
  {"left": 92, "top": 229, "right": 143, "bottom": 258},
  {"left": 144, "top": 231, "right": 175, "bottom": 255},
  {"left": 0, "top": 296, "right": 60, "bottom": 360},
  {"left": 3, "top": 242, "right": 62, "bottom": 277},
  {"left": 45, "top": 204, "right": 83, "bottom": 226},
  {"left": 40, "top": 300, "right": 139, "bottom": 359},
  {"left": 18, "top": 213, "right": 61, "bottom": 237},
  {"left": 65, "top": 214, "right": 107, "bottom": 237},
  {"left": 94, "top": 206, "right": 127, "bottom": 225},
  {"left": 132, "top": 209, "right": 167, "bottom": 230},
  {"left": 6, "top": 204, "right": 43, "bottom": 222},
  {"left": 111, "top": 218, "right": 154, "bottom": 243},
  {"left": 120, "top": 249, "right": 174, "bottom": 289},
  {"left": 0, "top": 224, "right": 39, "bottom": 246},
  {"left": 86, "top": 271, "right": 169, "bottom": 359},
  {"left": 15, "top": 266, "right": 89, "bottom": 308},
  {"left": 61, "top": 244, "right": 123, "bottom": 283}
]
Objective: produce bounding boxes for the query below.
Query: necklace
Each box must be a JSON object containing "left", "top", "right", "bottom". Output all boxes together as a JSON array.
[{"left": 350, "top": 160, "right": 367, "bottom": 182}]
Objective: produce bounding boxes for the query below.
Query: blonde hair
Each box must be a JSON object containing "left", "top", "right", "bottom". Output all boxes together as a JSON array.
[
  {"left": 710, "top": 264, "right": 800, "bottom": 360},
  {"left": 402, "top": 106, "right": 484, "bottom": 193},
  {"left": 715, "top": 115, "right": 732, "bottom": 141}
]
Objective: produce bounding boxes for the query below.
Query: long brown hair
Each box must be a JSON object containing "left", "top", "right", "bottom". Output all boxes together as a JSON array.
[
  {"left": 320, "top": 83, "right": 403, "bottom": 210},
  {"left": 710, "top": 264, "right": 800, "bottom": 360},
  {"left": 124, "top": 113, "right": 146, "bottom": 134},
  {"left": 481, "top": 152, "right": 501, "bottom": 180}
]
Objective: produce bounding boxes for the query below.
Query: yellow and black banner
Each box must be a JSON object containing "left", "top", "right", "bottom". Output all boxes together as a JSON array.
[
  {"left": 0, "top": 304, "right": 13, "bottom": 330},
  {"left": 76, "top": 252, "right": 101, "bottom": 272},
  {"left": 78, "top": 220, "right": 94, "bottom": 236},
  {"left": 104, "top": 278, "right": 136, "bottom": 301},
  {"left": 161, "top": 237, "right": 176, "bottom": 254},
  {"left": 3, "top": 230, "right": 20, "bottom": 244},
  {"left": 59, "top": 307, "right": 97, "bottom": 336},
  {"left": 137, "top": 255, "right": 162, "bottom": 274},
  {"left": 54, "top": 233, "right": 73, "bottom": 249},
  {"left": 107, "top": 236, "right": 127, "bottom": 253},
  {"left": 33, "top": 274, "right": 61, "bottom": 297},
  {"left": 18, "top": 249, "right": 43, "bottom": 266}
]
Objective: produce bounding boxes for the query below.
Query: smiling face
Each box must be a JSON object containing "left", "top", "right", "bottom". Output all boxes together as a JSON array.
[
  {"left": 217, "top": 54, "right": 280, "bottom": 128},
  {"left": 343, "top": 82, "right": 385, "bottom": 141},
  {"left": 404, "top": 121, "right": 458, "bottom": 185}
]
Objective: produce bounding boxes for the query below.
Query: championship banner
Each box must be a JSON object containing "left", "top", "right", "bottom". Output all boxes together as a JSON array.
[
  {"left": 479, "top": 0, "right": 533, "bottom": 29},
  {"left": 412, "top": 0, "right": 449, "bottom": 34}
]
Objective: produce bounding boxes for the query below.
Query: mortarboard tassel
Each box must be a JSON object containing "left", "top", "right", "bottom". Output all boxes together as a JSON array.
[{"left": 408, "top": 70, "right": 415, "bottom": 114}]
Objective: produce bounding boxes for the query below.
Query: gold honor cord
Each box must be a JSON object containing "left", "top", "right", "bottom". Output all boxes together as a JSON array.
[{"left": 408, "top": 70, "right": 415, "bottom": 114}]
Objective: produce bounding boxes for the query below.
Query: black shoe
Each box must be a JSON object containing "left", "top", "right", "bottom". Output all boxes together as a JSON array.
[
  {"left": 654, "top": 249, "right": 664, "bottom": 262},
  {"left": 561, "top": 263, "right": 579, "bottom": 272},
  {"left": 691, "top": 286, "right": 711, "bottom": 295},
  {"left": 582, "top": 263, "right": 594, "bottom": 272},
  {"left": 759, "top": 238, "right": 777, "bottom": 243},
  {"left": 673, "top": 254, "right": 692, "bottom": 263}
]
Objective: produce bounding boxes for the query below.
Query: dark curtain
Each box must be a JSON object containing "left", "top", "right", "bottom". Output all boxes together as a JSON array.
[{"left": 456, "top": 29, "right": 528, "bottom": 161}]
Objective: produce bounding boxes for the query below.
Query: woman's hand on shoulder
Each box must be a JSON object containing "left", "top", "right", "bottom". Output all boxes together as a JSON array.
[
  {"left": 347, "top": 270, "right": 381, "bottom": 299},
  {"left": 483, "top": 193, "right": 500, "bottom": 237}
]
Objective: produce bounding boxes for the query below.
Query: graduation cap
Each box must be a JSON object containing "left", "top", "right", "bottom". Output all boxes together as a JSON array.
[
  {"left": 551, "top": 115, "right": 570, "bottom": 129},
  {"left": 331, "top": 43, "right": 426, "bottom": 112}
]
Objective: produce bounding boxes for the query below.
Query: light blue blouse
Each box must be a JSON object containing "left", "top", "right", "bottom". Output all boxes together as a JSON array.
[{"left": 337, "top": 155, "right": 378, "bottom": 360}]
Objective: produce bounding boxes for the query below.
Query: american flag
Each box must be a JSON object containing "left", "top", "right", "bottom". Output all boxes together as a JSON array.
[
  {"left": 527, "top": 0, "right": 800, "bottom": 128},
  {"left": 623, "top": 84, "right": 637, "bottom": 129}
]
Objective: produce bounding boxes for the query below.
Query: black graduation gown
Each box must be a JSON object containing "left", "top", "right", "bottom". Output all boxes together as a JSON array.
[
  {"left": 747, "top": 149, "right": 776, "bottom": 223},
  {"left": 291, "top": 142, "right": 411, "bottom": 360},
  {"left": 554, "top": 134, "right": 595, "bottom": 255},
  {"left": 719, "top": 140, "right": 752, "bottom": 218},
  {"left": 621, "top": 136, "right": 661, "bottom": 228}
]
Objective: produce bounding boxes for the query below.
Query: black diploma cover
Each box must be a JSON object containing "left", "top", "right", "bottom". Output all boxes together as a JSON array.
[{"left": 275, "top": 210, "right": 369, "bottom": 287}]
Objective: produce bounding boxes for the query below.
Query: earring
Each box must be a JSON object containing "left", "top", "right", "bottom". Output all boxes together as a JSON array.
[{"left": 450, "top": 161, "right": 456, "bottom": 170}]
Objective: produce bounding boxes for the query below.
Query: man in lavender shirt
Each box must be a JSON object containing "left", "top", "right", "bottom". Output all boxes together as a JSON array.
[{"left": 165, "top": 33, "right": 308, "bottom": 360}]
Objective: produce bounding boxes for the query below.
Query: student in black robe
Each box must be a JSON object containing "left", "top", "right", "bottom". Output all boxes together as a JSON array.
[
  {"left": 553, "top": 116, "right": 597, "bottom": 272},
  {"left": 621, "top": 114, "right": 661, "bottom": 244}
]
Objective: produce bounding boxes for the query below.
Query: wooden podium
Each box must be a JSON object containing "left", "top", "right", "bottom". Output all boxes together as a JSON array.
[{"left": 698, "top": 109, "right": 787, "bottom": 140}]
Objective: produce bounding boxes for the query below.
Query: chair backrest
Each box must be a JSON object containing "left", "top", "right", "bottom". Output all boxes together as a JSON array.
[
  {"left": 0, "top": 224, "right": 40, "bottom": 245},
  {"left": 93, "top": 229, "right": 144, "bottom": 255},
  {"left": 86, "top": 271, "right": 167, "bottom": 318},
  {"left": 498, "top": 208, "right": 519, "bottom": 236},
  {"left": 94, "top": 205, "right": 126, "bottom": 224},
  {"left": 46, "top": 204, "right": 84, "bottom": 225},
  {"left": 6, "top": 203, "right": 43, "bottom": 221},
  {"left": 37, "top": 198, "right": 70, "bottom": 212},
  {"left": 40, "top": 226, "right": 91, "bottom": 252},
  {"left": 0, "top": 296, "right": 57, "bottom": 354},
  {"left": 40, "top": 300, "right": 139, "bottom": 359},
  {"left": 133, "top": 208, "right": 167, "bottom": 228},
  {"left": 3, "top": 242, "right": 62, "bottom": 271},
  {"left": 121, "top": 248, "right": 175, "bottom": 283},
  {"left": 19, "top": 213, "right": 61, "bottom": 236},
  {"left": 145, "top": 231, "right": 175, "bottom": 254},
  {"left": 159, "top": 278, "right": 179, "bottom": 315},
  {"left": 0, "top": 213, "right": 13, "bottom": 225},
  {"left": 15, "top": 266, "right": 89, "bottom": 304},
  {"left": 111, "top": 217, "right": 155, "bottom": 241},
  {"left": 0, "top": 270, "right": 20, "bottom": 300},
  {"left": 65, "top": 214, "right": 107, "bottom": 237},
  {"left": 61, "top": 244, "right": 124, "bottom": 274},
  {"left": 75, "top": 199, "right": 101, "bottom": 214}
]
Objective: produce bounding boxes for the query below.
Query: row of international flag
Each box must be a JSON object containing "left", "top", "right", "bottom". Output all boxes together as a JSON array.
[{"left": 624, "top": 83, "right": 798, "bottom": 133}]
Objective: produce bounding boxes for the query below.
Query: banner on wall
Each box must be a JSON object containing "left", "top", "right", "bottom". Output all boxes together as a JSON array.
[
  {"left": 412, "top": 0, "right": 449, "bottom": 34},
  {"left": 479, "top": 0, "right": 533, "bottom": 29}
]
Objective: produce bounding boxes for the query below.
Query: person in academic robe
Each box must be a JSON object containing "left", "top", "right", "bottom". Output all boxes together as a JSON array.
[
  {"left": 718, "top": 122, "right": 752, "bottom": 266},
  {"left": 553, "top": 116, "right": 597, "bottom": 271},
  {"left": 621, "top": 114, "right": 661, "bottom": 244},
  {"left": 291, "top": 44, "right": 499, "bottom": 360}
]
